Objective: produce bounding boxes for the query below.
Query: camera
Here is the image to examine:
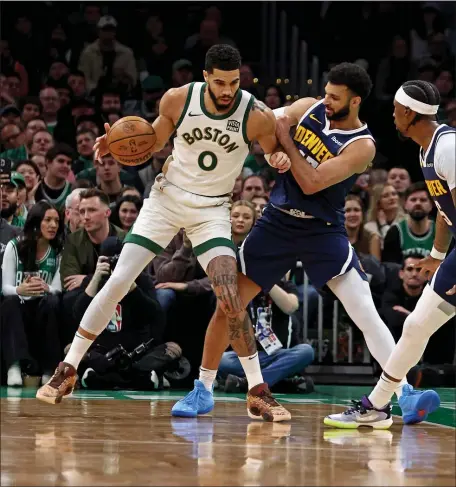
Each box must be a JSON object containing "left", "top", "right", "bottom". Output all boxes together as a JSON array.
[
  {"left": 107, "top": 254, "right": 120, "bottom": 271},
  {"left": 104, "top": 338, "right": 155, "bottom": 372}
]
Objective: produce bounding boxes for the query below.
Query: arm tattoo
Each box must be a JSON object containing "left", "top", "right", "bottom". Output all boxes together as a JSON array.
[{"left": 251, "top": 99, "right": 268, "bottom": 112}]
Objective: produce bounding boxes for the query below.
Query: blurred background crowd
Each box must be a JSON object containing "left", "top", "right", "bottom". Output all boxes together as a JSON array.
[{"left": 1, "top": 1, "right": 455, "bottom": 392}]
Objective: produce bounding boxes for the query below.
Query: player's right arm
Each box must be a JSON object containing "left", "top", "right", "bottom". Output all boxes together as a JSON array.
[{"left": 93, "top": 85, "right": 189, "bottom": 161}]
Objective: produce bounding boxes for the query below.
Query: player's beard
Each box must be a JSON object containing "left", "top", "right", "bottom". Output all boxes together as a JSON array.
[
  {"left": 0, "top": 202, "right": 18, "bottom": 220},
  {"left": 208, "top": 84, "right": 238, "bottom": 111},
  {"left": 327, "top": 103, "right": 350, "bottom": 121}
]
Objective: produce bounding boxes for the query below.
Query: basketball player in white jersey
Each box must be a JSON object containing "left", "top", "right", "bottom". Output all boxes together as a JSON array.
[
  {"left": 325, "top": 80, "right": 455, "bottom": 429},
  {"left": 37, "top": 45, "right": 292, "bottom": 420}
]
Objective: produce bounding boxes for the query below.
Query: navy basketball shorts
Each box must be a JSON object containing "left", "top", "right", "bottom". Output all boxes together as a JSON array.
[
  {"left": 430, "top": 248, "right": 456, "bottom": 307},
  {"left": 238, "top": 205, "right": 367, "bottom": 292}
]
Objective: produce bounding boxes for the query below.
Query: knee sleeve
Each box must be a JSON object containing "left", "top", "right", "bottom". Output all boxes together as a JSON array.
[{"left": 401, "top": 285, "right": 455, "bottom": 346}]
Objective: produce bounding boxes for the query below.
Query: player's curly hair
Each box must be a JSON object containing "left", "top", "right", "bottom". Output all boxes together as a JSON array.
[
  {"left": 205, "top": 44, "right": 242, "bottom": 73},
  {"left": 327, "top": 62, "right": 373, "bottom": 102}
]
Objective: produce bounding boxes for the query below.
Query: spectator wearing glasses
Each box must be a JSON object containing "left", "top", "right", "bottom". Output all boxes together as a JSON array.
[{"left": 34, "top": 144, "right": 74, "bottom": 211}]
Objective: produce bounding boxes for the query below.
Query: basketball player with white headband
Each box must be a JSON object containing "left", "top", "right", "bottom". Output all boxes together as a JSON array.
[{"left": 325, "top": 80, "right": 456, "bottom": 429}]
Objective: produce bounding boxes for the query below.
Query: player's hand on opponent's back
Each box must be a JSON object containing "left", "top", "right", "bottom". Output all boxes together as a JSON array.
[
  {"left": 417, "top": 255, "right": 442, "bottom": 280},
  {"left": 447, "top": 285, "right": 456, "bottom": 296},
  {"left": 93, "top": 123, "right": 111, "bottom": 162},
  {"left": 269, "top": 151, "right": 291, "bottom": 173}
]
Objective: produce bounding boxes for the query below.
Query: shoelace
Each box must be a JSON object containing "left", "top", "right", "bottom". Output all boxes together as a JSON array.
[
  {"left": 344, "top": 399, "right": 368, "bottom": 415},
  {"left": 256, "top": 389, "right": 281, "bottom": 407}
]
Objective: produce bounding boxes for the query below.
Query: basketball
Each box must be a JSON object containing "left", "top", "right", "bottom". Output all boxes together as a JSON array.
[{"left": 107, "top": 116, "right": 156, "bottom": 166}]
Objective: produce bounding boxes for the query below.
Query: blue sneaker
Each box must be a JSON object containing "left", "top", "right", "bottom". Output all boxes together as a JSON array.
[
  {"left": 171, "top": 380, "right": 214, "bottom": 418},
  {"left": 398, "top": 384, "right": 440, "bottom": 425}
]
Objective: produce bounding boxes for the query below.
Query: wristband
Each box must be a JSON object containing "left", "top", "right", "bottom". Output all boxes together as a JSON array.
[
  {"left": 272, "top": 107, "right": 286, "bottom": 118},
  {"left": 430, "top": 246, "right": 446, "bottom": 260},
  {"left": 264, "top": 153, "right": 272, "bottom": 165}
]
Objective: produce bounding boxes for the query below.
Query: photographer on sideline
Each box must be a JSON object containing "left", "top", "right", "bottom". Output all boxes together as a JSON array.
[{"left": 73, "top": 237, "right": 187, "bottom": 390}]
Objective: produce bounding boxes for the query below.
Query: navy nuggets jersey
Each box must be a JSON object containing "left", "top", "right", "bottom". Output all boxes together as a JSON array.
[
  {"left": 420, "top": 125, "right": 456, "bottom": 239},
  {"left": 269, "top": 99, "right": 374, "bottom": 225}
]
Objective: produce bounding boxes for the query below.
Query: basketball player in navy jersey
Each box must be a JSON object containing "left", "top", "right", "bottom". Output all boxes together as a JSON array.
[
  {"left": 173, "top": 63, "right": 413, "bottom": 421},
  {"left": 326, "top": 80, "right": 455, "bottom": 429}
]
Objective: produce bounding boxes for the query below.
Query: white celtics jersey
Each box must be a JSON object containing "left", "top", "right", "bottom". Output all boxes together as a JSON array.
[{"left": 166, "top": 82, "right": 254, "bottom": 196}]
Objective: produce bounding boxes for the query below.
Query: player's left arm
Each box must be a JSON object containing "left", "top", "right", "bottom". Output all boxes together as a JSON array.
[
  {"left": 276, "top": 115, "right": 374, "bottom": 194},
  {"left": 246, "top": 99, "right": 291, "bottom": 173}
]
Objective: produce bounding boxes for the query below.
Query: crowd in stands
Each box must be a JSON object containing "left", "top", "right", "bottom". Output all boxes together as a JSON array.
[{"left": 1, "top": 2, "right": 455, "bottom": 391}]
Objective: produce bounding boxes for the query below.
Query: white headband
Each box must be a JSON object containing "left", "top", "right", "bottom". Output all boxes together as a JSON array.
[{"left": 394, "top": 86, "right": 439, "bottom": 115}]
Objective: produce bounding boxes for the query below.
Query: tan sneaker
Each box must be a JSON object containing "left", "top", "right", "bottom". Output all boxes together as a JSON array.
[
  {"left": 36, "top": 362, "right": 77, "bottom": 404},
  {"left": 247, "top": 383, "right": 291, "bottom": 422}
]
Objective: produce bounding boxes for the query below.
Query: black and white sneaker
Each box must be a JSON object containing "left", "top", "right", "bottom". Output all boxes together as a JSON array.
[{"left": 324, "top": 396, "right": 393, "bottom": 429}]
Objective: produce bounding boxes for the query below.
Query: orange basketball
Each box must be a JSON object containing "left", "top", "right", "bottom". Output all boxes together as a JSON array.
[{"left": 107, "top": 116, "right": 156, "bottom": 166}]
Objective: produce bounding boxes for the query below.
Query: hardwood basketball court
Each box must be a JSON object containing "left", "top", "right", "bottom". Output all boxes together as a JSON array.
[{"left": 1, "top": 386, "right": 455, "bottom": 486}]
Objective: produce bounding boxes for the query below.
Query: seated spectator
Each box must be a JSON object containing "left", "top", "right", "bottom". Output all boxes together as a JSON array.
[
  {"left": 76, "top": 153, "right": 144, "bottom": 195},
  {"left": 1, "top": 117, "right": 46, "bottom": 161},
  {"left": 30, "top": 130, "right": 54, "bottom": 157},
  {"left": 31, "top": 154, "right": 47, "bottom": 179},
  {"left": 139, "top": 140, "right": 173, "bottom": 192},
  {"left": 219, "top": 273, "right": 314, "bottom": 393},
  {"left": 1, "top": 123, "right": 25, "bottom": 154},
  {"left": 240, "top": 174, "right": 267, "bottom": 201},
  {"left": 60, "top": 188, "right": 126, "bottom": 291},
  {"left": 153, "top": 229, "right": 214, "bottom": 313},
  {"left": 64, "top": 188, "right": 85, "bottom": 235},
  {"left": 78, "top": 15, "right": 137, "bottom": 93},
  {"left": 387, "top": 166, "right": 411, "bottom": 199},
  {"left": 0, "top": 171, "right": 25, "bottom": 228},
  {"left": 15, "top": 160, "right": 41, "bottom": 209},
  {"left": 110, "top": 195, "right": 142, "bottom": 233},
  {"left": 380, "top": 253, "right": 426, "bottom": 342},
  {"left": 0, "top": 173, "right": 21, "bottom": 288},
  {"left": 73, "top": 128, "right": 96, "bottom": 175},
  {"left": 364, "top": 183, "right": 405, "bottom": 245},
  {"left": 1, "top": 105, "right": 21, "bottom": 127},
  {"left": 345, "top": 194, "right": 381, "bottom": 260},
  {"left": 251, "top": 195, "right": 269, "bottom": 219},
  {"left": 1, "top": 201, "right": 63, "bottom": 386},
  {"left": 34, "top": 144, "right": 74, "bottom": 210},
  {"left": 11, "top": 171, "right": 28, "bottom": 223},
  {"left": 68, "top": 70, "right": 87, "bottom": 98},
  {"left": 73, "top": 238, "right": 178, "bottom": 391},
  {"left": 39, "top": 87, "right": 60, "bottom": 134},
  {"left": 382, "top": 182, "right": 435, "bottom": 264},
  {"left": 230, "top": 200, "right": 256, "bottom": 246},
  {"left": 59, "top": 188, "right": 126, "bottom": 345},
  {"left": 153, "top": 228, "right": 216, "bottom": 379}
]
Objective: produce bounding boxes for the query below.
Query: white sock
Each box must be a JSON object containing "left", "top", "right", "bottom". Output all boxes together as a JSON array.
[
  {"left": 199, "top": 367, "right": 217, "bottom": 392},
  {"left": 369, "top": 373, "right": 399, "bottom": 409},
  {"left": 64, "top": 331, "right": 93, "bottom": 370},
  {"left": 327, "top": 268, "right": 408, "bottom": 398},
  {"left": 238, "top": 352, "right": 264, "bottom": 389}
]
